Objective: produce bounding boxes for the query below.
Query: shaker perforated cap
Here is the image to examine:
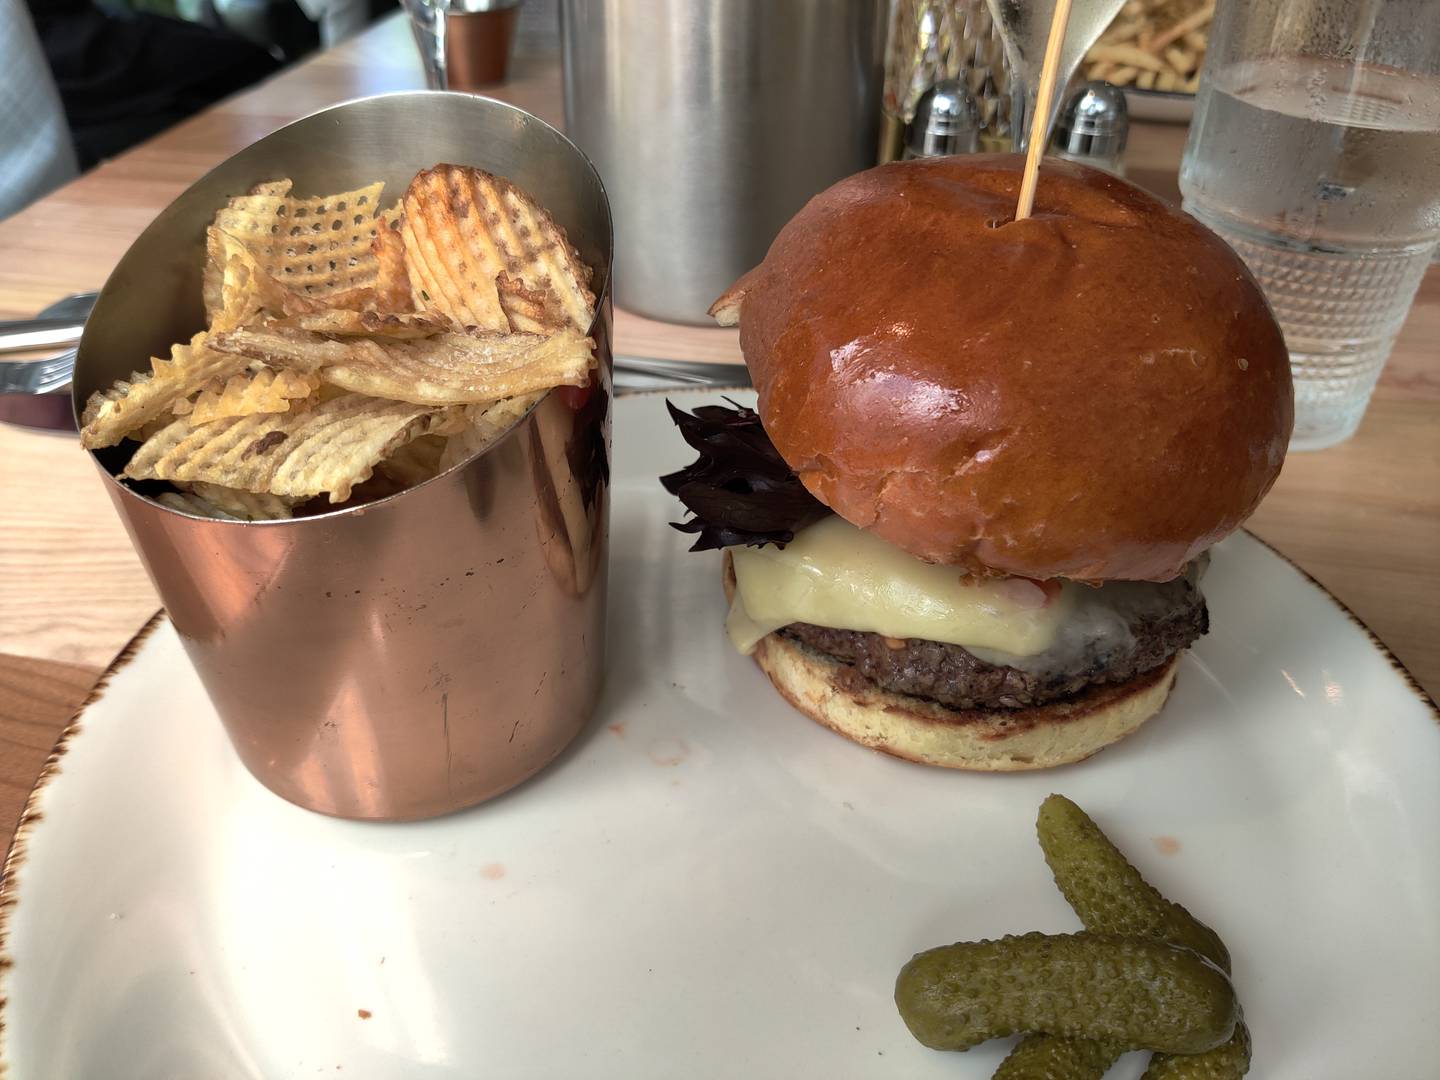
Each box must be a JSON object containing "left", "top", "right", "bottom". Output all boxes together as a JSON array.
[
  {"left": 904, "top": 80, "right": 981, "bottom": 159},
  {"left": 1052, "top": 81, "right": 1129, "bottom": 162}
]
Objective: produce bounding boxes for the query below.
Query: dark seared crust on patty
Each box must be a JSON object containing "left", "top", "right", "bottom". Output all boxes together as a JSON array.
[{"left": 779, "top": 582, "right": 1207, "bottom": 711}]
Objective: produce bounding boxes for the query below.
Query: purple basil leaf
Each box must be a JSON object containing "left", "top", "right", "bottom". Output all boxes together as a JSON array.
[{"left": 661, "top": 399, "right": 832, "bottom": 551}]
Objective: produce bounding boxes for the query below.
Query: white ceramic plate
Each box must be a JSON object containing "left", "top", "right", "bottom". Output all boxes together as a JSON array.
[{"left": 5, "top": 390, "right": 1438, "bottom": 1078}]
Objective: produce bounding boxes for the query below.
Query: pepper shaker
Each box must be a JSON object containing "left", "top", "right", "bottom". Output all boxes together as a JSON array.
[
  {"left": 1051, "top": 82, "right": 1128, "bottom": 176},
  {"left": 903, "top": 80, "right": 982, "bottom": 159}
]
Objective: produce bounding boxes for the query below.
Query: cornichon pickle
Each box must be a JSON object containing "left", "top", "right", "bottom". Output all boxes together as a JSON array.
[
  {"left": 1142, "top": 1017, "right": 1252, "bottom": 1080},
  {"left": 1037, "top": 794, "right": 1231, "bottom": 974},
  {"left": 992, "top": 1033, "right": 1123, "bottom": 1079},
  {"left": 1035, "top": 795, "right": 1248, "bottom": 1078},
  {"left": 894, "top": 931, "right": 1236, "bottom": 1054}
]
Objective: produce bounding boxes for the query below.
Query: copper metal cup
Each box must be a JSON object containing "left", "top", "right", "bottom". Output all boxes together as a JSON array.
[
  {"left": 71, "top": 92, "right": 613, "bottom": 821},
  {"left": 445, "top": 0, "right": 522, "bottom": 89}
]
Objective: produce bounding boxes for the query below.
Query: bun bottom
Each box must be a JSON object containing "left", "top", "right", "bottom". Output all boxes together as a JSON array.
[{"left": 724, "top": 558, "right": 1179, "bottom": 771}]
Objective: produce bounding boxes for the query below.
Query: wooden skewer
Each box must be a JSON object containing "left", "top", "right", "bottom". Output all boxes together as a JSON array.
[{"left": 1014, "top": 0, "right": 1076, "bottom": 222}]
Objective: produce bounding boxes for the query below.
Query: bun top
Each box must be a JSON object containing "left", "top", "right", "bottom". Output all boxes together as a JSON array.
[{"left": 717, "top": 154, "right": 1293, "bottom": 582}]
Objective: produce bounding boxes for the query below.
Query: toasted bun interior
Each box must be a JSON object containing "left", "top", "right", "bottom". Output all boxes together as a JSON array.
[{"left": 754, "top": 631, "right": 1179, "bottom": 771}]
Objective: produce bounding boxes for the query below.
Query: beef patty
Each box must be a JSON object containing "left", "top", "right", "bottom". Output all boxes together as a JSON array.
[{"left": 778, "top": 574, "right": 1208, "bottom": 711}]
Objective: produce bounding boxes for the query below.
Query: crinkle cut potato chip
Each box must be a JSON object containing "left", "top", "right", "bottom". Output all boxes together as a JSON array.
[
  {"left": 401, "top": 180, "right": 507, "bottom": 331},
  {"left": 80, "top": 333, "right": 251, "bottom": 449},
  {"left": 436, "top": 393, "right": 545, "bottom": 472},
  {"left": 97, "top": 164, "right": 599, "bottom": 516},
  {"left": 210, "top": 324, "right": 595, "bottom": 406},
  {"left": 153, "top": 491, "right": 240, "bottom": 520},
  {"left": 207, "top": 229, "right": 278, "bottom": 329},
  {"left": 277, "top": 309, "right": 448, "bottom": 339},
  {"left": 185, "top": 482, "right": 300, "bottom": 520},
  {"left": 372, "top": 215, "right": 415, "bottom": 314},
  {"left": 206, "top": 228, "right": 342, "bottom": 330},
  {"left": 201, "top": 182, "right": 295, "bottom": 321},
  {"left": 401, "top": 164, "right": 596, "bottom": 334},
  {"left": 210, "top": 179, "right": 387, "bottom": 301},
  {"left": 123, "top": 392, "right": 464, "bottom": 503},
  {"left": 377, "top": 433, "right": 448, "bottom": 487},
  {"left": 155, "top": 484, "right": 299, "bottom": 521},
  {"left": 174, "top": 367, "right": 320, "bottom": 425}
]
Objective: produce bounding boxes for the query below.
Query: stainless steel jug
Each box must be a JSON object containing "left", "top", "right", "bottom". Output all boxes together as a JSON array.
[{"left": 560, "top": 0, "right": 886, "bottom": 325}]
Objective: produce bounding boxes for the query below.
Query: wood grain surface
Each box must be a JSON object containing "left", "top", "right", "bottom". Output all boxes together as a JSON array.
[{"left": 0, "top": 14, "right": 1436, "bottom": 856}]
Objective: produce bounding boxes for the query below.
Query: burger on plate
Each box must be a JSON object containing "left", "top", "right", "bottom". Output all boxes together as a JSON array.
[{"left": 663, "top": 155, "right": 1292, "bottom": 771}]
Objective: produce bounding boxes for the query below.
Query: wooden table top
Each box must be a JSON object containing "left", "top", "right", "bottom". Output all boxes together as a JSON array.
[{"left": 0, "top": 14, "right": 1436, "bottom": 852}]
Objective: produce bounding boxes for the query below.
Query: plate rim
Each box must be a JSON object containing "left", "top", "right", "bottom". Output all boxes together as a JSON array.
[
  {"left": 0, "top": 607, "right": 163, "bottom": 1067},
  {"left": 1, "top": 513, "right": 1435, "bottom": 1063}
]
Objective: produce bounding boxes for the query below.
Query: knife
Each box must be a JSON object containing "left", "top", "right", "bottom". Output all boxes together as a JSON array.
[{"left": 0, "top": 318, "right": 84, "bottom": 354}]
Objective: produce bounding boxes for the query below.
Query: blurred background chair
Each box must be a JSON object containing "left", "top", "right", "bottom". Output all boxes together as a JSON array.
[
  {"left": 3, "top": 0, "right": 396, "bottom": 220},
  {"left": 24, "top": 0, "right": 284, "bottom": 174},
  {"left": 217, "top": 0, "right": 379, "bottom": 49},
  {"left": 0, "top": 0, "right": 79, "bottom": 219}
]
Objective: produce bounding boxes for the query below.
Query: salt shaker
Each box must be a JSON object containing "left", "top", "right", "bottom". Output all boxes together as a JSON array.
[
  {"left": 903, "top": 80, "right": 981, "bottom": 159},
  {"left": 1051, "top": 82, "right": 1128, "bottom": 176}
]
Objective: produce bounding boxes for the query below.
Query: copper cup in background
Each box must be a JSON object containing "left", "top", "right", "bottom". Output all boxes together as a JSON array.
[
  {"left": 445, "top": 0, "right": 523, "bottom": 89},
  {"left": 72, "top": 92, "right": 613, "bottom": 822}
]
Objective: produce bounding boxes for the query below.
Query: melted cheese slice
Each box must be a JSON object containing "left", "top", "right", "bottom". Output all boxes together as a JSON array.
[{"left": 726, "top": 516, "right": 1074, "bottom": 656}]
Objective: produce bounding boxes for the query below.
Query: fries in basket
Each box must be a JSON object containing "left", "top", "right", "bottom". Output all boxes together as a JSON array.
[{"left": 1084, "top": 0, "right": 1213, "bottom": 94}]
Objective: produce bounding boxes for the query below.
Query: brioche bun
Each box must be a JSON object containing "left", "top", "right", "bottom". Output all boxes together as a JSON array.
[
  {"left": 718, "top": 154, "right": 1293, "bottom": 583},
  {"left": 754, "top": 632, "right": 1179, "bottom": 771}
]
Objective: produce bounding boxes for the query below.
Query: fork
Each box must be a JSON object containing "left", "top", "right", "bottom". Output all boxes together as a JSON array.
[
  {"left": 0, "top": 348, "right": 77, "bottom": 395},
  {"left": 1, "top": 349, "right": 744, "bottom": 398}
]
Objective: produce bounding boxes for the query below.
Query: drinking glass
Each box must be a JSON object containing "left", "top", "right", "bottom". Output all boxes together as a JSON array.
[
  {"left": 402, "top": 0, "right": 448, "bottom": 88},
  {"left": 402, "top": 0, "right": 522, "bottom": 90},
  {"left": 1180, "top": 0, "right": 1440, "bottom": 450}
]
